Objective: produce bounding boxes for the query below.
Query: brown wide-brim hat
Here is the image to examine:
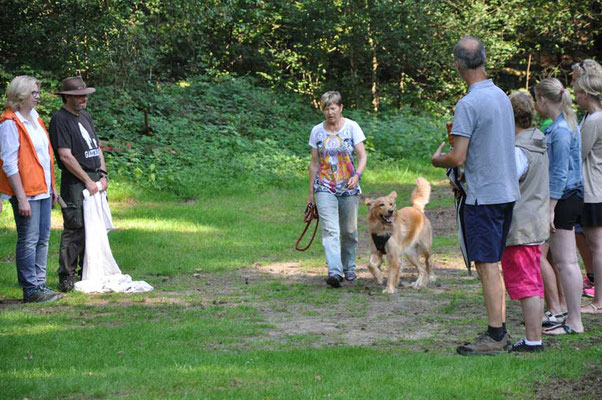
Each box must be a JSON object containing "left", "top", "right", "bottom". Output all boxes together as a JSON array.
[{"left": 55, "top": 76, "right": 96, "bottom": 95}]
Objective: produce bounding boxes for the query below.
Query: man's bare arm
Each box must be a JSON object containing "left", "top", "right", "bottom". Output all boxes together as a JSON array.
[
  {"left": 57, "top": 147, "right": 99, "bottom": 195},
  {"left": 431, "top": 136, "right": 470, "bottom": 168}
]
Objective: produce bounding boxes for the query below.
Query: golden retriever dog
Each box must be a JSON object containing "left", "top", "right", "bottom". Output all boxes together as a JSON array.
[{"left": 365, "top": 177, "right": 434, "bottom": 293}]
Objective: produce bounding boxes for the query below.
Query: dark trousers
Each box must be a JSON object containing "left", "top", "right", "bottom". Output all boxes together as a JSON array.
[{"left": 57, "top": 172, "right": 101, "bottom": 278}]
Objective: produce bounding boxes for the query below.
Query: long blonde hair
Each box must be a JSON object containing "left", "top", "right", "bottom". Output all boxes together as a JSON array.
[
  {"left": 574, "top": 73, "right": 602, "bottom": 108},
  {"left": 535, "top": 78, "right": 578, "bottom": 132}
]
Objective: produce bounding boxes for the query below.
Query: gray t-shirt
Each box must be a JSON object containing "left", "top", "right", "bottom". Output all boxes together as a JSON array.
[{"left": 451, "top": 79, "right": 520, "bottom": 205}]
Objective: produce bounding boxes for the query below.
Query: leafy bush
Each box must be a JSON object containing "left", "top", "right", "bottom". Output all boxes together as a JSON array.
[{"left": 87, "top": 76, "right": 447, "bottom": 198}]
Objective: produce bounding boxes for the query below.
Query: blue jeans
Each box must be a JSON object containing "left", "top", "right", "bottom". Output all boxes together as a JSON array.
[
  {"left": 10, "top": 196, "right": 52, "bottom": 294},
  {"left": 315, "top": 192, "right": 359, "bottom": 278}
]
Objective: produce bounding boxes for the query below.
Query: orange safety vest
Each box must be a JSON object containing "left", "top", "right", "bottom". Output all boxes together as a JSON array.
[{"left": 0, "top": 109, "right": 56, "bottom": 197}]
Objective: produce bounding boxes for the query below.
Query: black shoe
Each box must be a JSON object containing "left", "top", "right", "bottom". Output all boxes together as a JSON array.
[
  {"left": 326, "top": 275, "right": 343, "bottom": 288},
  {"left": 23, "top": 287, "right": 62, "bottom": 303},
  {"left": 508, "top": 339, "right": 544, "bottom": 353},
  {"left": 58, "top": 275, "right": 75, "bottom": 293}
]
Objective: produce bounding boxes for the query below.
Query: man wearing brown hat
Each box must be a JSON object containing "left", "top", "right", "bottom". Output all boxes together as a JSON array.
[{"left": 49, "top": 76, "right": 108, "bottom": 292}]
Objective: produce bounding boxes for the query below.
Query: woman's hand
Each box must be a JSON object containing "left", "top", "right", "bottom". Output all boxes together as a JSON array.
[
  {"left": 549, "top": 199, "right": 558, "bottom": 233},
  {"left": 307, "top": 193, "right": 314, "bottom": 205},
  {"left": 18, "top": 198, "right": 31, "bottom": 218},
  {"left": 52, "top": 191, "right": 58, "bottom": 208},
  {"left": 347, "top": 174, "right": 360, "bottom": 190},
  {"left": 549, "top": 210, "right": 556, "bottom": 233}
]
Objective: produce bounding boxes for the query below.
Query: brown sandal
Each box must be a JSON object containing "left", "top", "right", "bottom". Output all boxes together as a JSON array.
[{"left": 581, "top": 303, "right": 602, "bottom": 314}]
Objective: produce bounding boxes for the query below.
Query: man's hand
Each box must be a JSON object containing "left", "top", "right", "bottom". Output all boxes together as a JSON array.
[
  {"left": 431, "top": 141, "right": 447, "bottom": 165},
  {"left": 550, "top": 210, "right": 556, "bottom": 233},
  {"left": 99, "top": 177, "right": 108, "bottom": 192},
  {"left": 52, "top": 191, "right": 58, "bottom": 208},
  {"left": 18, "top": 198, "right": 31, "bottom": 218},
  {"left": 86, "top": 180, "right": 99, "bottom": 196}
]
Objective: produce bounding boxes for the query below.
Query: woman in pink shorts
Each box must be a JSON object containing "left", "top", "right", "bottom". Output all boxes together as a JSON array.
[{"left": 502, "top": 92, "right": 550, "bottom": 352}]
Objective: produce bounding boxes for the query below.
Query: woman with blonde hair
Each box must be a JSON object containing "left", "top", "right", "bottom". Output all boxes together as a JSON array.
[
  {"left": 572, "top": 59, "right": 602, "bottom": 83},
  {"left": 574, "top": 73, "right": 602, "bottom": 314},
  {"left": 572, "top": 59, "right": 602, "bottom": 297},
  {"left": 0, "top": 76, "right": 62, "bottom": 302},
  {"left": 535, "top": 77, "right": 584, "bottom": 334}
]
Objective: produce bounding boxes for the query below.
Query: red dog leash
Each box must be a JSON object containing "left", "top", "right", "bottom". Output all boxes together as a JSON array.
[{"left": 295, "top": 203, "right": 319, "bottom": 251}]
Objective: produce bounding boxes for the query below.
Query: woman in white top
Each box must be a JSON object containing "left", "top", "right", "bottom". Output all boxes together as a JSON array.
[
  {"left": 307, "top": 91, "right": 367, "bottom": 287},
  {"left": 574, "top": 73, "right": 602, "bottom": 314},
  {"left": 0, "top": 76, "right": 62, "bottom": 303}
]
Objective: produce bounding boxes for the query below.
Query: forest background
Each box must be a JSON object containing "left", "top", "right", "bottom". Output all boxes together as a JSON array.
[
  {"left": 2, "top": 2, "right": 602, "bottom": 398},
  {"left": 1, "top": 0, "right": 600, "bottom": 194}
]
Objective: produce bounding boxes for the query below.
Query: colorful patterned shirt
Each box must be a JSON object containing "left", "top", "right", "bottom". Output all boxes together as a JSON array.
[{"left": 309, "top": 118, "right": 365, "bottom": 196}]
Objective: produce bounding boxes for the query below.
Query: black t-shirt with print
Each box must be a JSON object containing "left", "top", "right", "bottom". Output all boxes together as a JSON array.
[{"left": 49, "top": 108, "right": 101, "bottom": 182}]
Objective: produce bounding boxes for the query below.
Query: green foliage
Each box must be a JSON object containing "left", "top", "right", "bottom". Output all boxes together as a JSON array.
[
  {"left": 89, "top": 76, "right": 316, "bottom": 196},
  {"left": 1, "top": 0, "right": 599, "bottom": 109},
  {"left": 85, "top": 75, "right": 448, "bottom": 197}
]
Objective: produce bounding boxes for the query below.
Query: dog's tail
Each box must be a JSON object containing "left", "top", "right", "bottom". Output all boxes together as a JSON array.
[{"left": 411, "top": 177, "right": 431, "bottom": 212}]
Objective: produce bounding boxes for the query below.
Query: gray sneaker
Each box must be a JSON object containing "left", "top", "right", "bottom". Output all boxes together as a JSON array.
[
  {"left": 23, "top": 287, "right": 63, "bottom": 303},
  {"left": 344, "top": 271, "right": 357, "bottom": 282},
  {"left": 41, "top": 285, "right": 65, "bottom": 301},
  {"left": 457, "top": 332, "right": 510, "bottom": 356}
]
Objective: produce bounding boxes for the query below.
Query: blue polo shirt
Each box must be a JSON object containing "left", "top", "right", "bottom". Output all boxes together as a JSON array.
[{"left": 451, "top": 79, "right": 520, "bottom": 205}]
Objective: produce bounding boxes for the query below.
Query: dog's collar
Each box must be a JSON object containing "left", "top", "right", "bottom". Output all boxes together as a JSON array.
[{"left": 371, "top": 233, "right": 391, "bottom": 254}]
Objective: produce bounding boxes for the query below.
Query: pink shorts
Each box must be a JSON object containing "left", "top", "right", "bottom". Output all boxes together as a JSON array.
[{"left": 501, "top": 245, "right": 544, "bottom": 300}]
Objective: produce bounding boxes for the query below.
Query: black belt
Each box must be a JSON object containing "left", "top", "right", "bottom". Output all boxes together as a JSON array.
[{"left": 83, "top": 167, "right": 106, "bottom": 174}]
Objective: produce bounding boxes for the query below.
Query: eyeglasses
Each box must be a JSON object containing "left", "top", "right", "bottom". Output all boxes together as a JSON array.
[{"left": 31, "top": 91, "right": 41, "bottom": 98}]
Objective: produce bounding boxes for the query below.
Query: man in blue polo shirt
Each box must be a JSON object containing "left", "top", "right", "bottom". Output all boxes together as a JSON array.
[{"left": 431, "top": 36, "right": 520, "bottom": 355}]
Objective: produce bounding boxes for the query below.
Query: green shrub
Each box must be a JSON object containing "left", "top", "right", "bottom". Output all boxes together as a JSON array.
[{"left": 88, "top": 76, "right": 448, "bottom": 198}]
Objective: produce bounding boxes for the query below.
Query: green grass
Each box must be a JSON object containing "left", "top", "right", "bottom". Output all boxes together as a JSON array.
[
  {"left": 1, "top": 78, "right": 600, "bottom": 399},
  {"left": 1, "top": 167, "right": 601, "bottom": 399}
]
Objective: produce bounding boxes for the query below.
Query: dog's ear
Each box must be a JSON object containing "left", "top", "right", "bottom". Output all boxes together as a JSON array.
[
  {"left": 364, "top": 198, "right": 372, "bottom": 207},
  {"left": 389, "top": 191, "right": 397, "bottom": 200}
]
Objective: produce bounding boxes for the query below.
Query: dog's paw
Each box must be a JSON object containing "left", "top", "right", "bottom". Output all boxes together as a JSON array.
[
  {"left": 376, "top": 278, "right": 384, "bottom": 285},
  {"left": 382, "top": 287, "right": 397, "bottom": 294},
  {"left": 428, "top": 274, "right": 437, "bottom": 283},
  {"left": 411, "top": 280, "right": 426, "bottom": 290}
]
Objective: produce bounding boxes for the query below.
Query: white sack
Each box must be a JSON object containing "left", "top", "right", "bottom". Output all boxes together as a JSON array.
[{"left": 74, "top": 182, "right": 153, "bottom": 293}]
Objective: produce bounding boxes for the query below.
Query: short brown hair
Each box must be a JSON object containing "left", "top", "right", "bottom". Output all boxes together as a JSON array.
[
  {"left": 509, "top": 91, "right": 534, "bottom": 129},
  {"left": 320, "top": 91, "right": 342, "bottom": 109}
]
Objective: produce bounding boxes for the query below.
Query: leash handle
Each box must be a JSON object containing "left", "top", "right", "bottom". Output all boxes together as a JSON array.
[{"left": 295, "top": 203, "right": 319, "bottom": 251}]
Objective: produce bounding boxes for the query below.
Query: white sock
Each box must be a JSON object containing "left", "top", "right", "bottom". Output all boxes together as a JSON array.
[{"left": 525, "top": 338, "right": 542, "bottom": 346}]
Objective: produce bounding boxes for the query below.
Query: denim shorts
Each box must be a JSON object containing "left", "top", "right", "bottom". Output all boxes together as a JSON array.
[{"left": 464, "top": 202, "right": 514, "bottom": 263}]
